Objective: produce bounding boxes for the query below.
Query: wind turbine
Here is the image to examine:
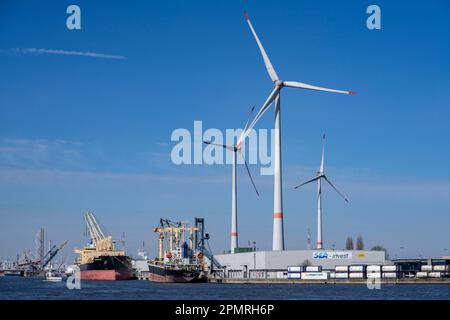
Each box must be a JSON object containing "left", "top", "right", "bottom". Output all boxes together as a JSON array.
[
  {"left": 294, "top": 134, "right": 348, "bottom": 250},
  {"left": 238, "top": 12, "right": 356, "bottom": 251},
  {"left": 204, "top": 106, "right": 259, "bottom": 254}
]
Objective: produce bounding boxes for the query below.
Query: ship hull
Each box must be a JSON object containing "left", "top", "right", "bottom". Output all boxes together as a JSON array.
[
  {"left": 79, "top": 255, "right": 133, "bottom": 281},
  {"left": 148, "top": 264, "right": 206, "bottom": 283}
]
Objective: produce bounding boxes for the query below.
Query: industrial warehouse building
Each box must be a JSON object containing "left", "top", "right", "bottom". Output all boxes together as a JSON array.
[{"left": 213, "top": 250, "right": 386, "bottom": 278}]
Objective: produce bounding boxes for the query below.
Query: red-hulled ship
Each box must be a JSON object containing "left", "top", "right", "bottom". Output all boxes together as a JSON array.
[
  {"left": 75, "top": 211, "right": 134, "bottom": 281},
  {"left": 78, "top": 254, "right": 133, "bottom": 280}
]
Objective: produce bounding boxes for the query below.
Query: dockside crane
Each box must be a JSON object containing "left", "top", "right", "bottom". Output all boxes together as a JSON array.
[{"left": 42, "top": 240, "right": 68, "bottom": 268}]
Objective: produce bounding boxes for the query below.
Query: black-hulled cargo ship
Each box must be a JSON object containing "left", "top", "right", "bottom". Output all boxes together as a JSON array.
[
  {"left": 147, "top": 262, "right": 206, "bottom": 283},
  {"left": 148, "top": 218, "right": 208, "bottom": 283}
]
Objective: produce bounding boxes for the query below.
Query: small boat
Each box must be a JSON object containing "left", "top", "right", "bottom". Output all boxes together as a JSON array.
[
  {"left": 4, "top": 270, "right": 23, "bottom": 277},
  {"left": 44, "top": 270, "right": 63, "bottom": 282}
]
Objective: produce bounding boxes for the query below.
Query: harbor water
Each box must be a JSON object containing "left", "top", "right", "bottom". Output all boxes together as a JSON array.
[{"left": 0, "top": 277, "right": 448, "bottom": 300}]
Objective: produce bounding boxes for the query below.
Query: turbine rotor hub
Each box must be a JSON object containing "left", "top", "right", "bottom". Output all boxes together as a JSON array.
[{"left": 275, "top": 80, "right": 284, "bottom": 87}]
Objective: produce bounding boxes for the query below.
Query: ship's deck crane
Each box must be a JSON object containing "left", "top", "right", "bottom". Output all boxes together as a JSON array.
[
  {"left": 74, "top": 211, "right": 126, "bottom": 266},
  {"left": 84, "top": 211, "right": 114, "bottom": 251},
  {"left": 154, "top": 218, "right": 198, "bottom": 261}
]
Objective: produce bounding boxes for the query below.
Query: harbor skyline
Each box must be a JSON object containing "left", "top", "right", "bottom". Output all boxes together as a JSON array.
[{"left": 1, "top": 1, "right": 450, "bottom": 260}]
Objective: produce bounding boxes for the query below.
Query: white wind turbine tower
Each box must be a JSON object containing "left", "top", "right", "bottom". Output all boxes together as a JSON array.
[
  {"left": 238, "top": 12, "right": 356, "bottom": 251},
  {"left": 204, "top": 106, "right": 259, "bottom": 254},
  {"left": 294, "top": 134, "right": 349, "bottom": 249}
]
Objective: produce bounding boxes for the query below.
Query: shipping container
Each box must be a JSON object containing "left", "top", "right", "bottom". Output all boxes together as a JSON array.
[
  {"left": 335, "top": 266, "right": 348, "bottom": 272},
  {"left": 366, "top": 272, "right": 381, "bottom": 279},
  {"left": 382, "top": 272, "right": 397, "bottom": 278},
  {"left": 305, "top": 266, "right": 322, "bottom": 272},
  {"left": 421, "top": 265, "right": 432, "bottom": 271},
  {"left": 416, "top": 272, "right": 428, "bottom": 278},
  {"left": 366, "top": 265, "right": 381, "bottom": 272},
  {"left": 301, "top": 272, "right": 328, "bottom": 280},
  {"left": 428, "top": 272, "right": 442, "bottom": 278},
  {"left": 381, "top": 265, "right": 397, "bottom": 272},
  {"left": 287, "top": 273, "right": 301, "bottom": 279},
  {"left": 349, "top": 265, "right": 365, "bottom": 272},
  {"left": 287, "top": 266, "right": 302, "bottom": 273},
  {"left": 349, "top": 272, "right": 364, "bottom": 279},
  {"left": 335, "top": 272, "right": 349, "bottom": 279},
  {"left": 233, "top": 247, "right": 255, "bottom": 253},
  {"left": 329, "top": 272, "right": 336, "bottom": 279},
  {"left": 432, "top": 265, "right": 448, "bottom": 272}
]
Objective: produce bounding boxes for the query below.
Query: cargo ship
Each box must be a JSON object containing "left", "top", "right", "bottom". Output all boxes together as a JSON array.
[
  {"left": 147, "top": 218, "right": 208, "bottom": 283},
  {"left": 74, "top": 211, "right": 133, "bottom": 281},
  {"left": 147, "top": 262, "right": 205, "bottom": 283}
]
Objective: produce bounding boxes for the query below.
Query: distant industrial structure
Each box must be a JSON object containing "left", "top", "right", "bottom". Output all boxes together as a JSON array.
[{"left": 0, "top": 227, "right": 67, "bottom": 277}]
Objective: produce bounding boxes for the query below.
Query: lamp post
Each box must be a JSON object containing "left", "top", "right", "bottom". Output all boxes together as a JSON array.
[
  {"left": 400, "top": 246, "right": 405, "bottom": 259},
  {"left": 252, "top": 241, "right": 257, "bottom": 270}
]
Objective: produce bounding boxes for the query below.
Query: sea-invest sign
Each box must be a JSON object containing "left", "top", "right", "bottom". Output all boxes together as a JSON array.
[{"left": 313, "top": 251, "right": 352, "bottom": 260}]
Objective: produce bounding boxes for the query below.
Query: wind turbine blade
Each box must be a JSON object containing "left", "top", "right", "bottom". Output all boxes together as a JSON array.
[
  {"left": 203, "top": 141, "right": 234, "bottom": 151},
  {"left": 323, "top": 175, "right": 349, "bottom": 203},
  {"left": 283, "top": 81, "right": 357, "bottom": 95},
  {"left": 320, "top": 134, "right": 325, "bottom": 173},
  {"left": 237, "top": 87, "right": 280, "bottom": 146},
  {"left": 244, "top": 11, "right": 279, "bottom": 82},
  {"left": 294, "top": 176, "right": 320, "bottom": 189},
  {"left": 239, "top": 150, "right": 259, "bottom": 196},
  {"left": 242, "top": 106, "right": 256, "bottom": 133}
]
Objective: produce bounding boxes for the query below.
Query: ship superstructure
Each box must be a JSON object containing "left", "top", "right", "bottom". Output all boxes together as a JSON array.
[{"left": 147, "top": 218, "right": 208, "bottom": 283}]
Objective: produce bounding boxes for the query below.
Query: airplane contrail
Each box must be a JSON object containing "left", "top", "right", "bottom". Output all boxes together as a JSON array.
[{"left": 9, "top": 48, "right": 126, "bottom": 60}]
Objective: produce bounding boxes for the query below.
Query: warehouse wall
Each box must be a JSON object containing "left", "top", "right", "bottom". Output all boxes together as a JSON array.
[{"left": 215, "top": 250, "right": 386, "bottom": 271}]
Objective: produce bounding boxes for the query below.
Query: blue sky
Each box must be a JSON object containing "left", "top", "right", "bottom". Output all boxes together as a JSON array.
[{"left": 1, "top": 0, "right": 449, "bottom": 261}]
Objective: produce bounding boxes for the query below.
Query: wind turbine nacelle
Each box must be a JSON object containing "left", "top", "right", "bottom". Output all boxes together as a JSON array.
[{"left": 275, "top": 80, "right": 284, "bottom": 87}]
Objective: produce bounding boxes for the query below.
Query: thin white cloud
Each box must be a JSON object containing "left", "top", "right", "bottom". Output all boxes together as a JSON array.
[
  {"left": 0, "top": 137, "right": 85, "bottom": 169},
  {"left": 9, "top": 48, "right": 126, "bottom": 60},
  {"left": 0, "top": 166, "right": 228, "bottom": 186}
]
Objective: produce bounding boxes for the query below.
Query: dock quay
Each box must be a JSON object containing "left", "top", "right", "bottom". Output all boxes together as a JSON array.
[{"left": 208, "top": 277, "right": 450, "bottom": 284}]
